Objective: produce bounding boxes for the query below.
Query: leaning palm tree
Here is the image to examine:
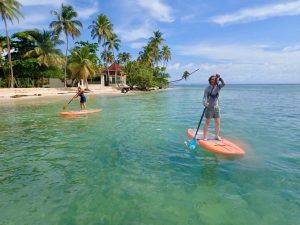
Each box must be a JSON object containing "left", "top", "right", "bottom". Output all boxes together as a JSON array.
[
  {"left": 0, "top": 0, "right": 23, "bottom": 88},
  {"left": 88, "top": 14, "right": 112, "bottom": 85},
  {"left": 68, "top": 46, "right": 98, "bottom": 89},
  {"left": 50, "top": 4, "right": 82, "bottom": 87},
  {"left": 169, "top": 69, "right": 199, "bottom": 83},
  {"left": 169, "top": 71, "right": 190, "bottom": 83},
  {"left": 23, "top": 30, "right": 64, "bottom": 68}
]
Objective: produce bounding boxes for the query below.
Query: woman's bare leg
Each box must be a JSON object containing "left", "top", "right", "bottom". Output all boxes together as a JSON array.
[
  {"left": 203, "top": 118, "right": 211, "bottom": 140},
  {"left": 214, "top": 118, "right": 221, "bottom": 140}
]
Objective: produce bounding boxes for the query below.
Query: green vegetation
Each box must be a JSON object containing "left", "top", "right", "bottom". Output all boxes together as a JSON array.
[
  {"left": 68, "top": 45, "right": 98, "bottom": 89},
  {"left": 0, "top": 0, "right": 23, "bottom": 87},
  {"left": 0, "top": 1, "right": 171, "bottom": 89}
]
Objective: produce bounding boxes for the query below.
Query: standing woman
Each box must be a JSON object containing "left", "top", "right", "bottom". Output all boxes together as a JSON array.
[
  {"left": 76, "top": 87, "right": 87, "bottom": 110},
  {"left": 203, "top": 74, "right": 225, "bottom": 140}
]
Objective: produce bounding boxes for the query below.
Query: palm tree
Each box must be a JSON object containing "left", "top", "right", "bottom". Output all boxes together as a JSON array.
[
  {"left": 161, "top": 45, "right": 171, "bottom": 67},
  {"left": 0, "top": 35, "right": 6, "bottom": 52},
  {"left": 101, "top": 51, "right": 114, "bottom": 65},
  {"left": 0, "top": 35, "right": 7, "bottom": 69},
  {"left": 117, "top": 52, "right": 131, "bottom": 65},
  {"left": 23, "top": 30, "right": 64, "bottom": 68},
  {"left": 104, "top": 32, "right": 120, "bottom": 62},
  {"left": 68, "top": 46, "right": 98, "bottom": 89},
  {"left": 138, "top": 44, "right": 154, "bottom": 66},
  {"left": 88, "top": 14, "right": 112, "bottom": 85},
  {"left": 50, "top": 4, "right": 82, "bottom": 87},
  {"left": 150, "top": 30, "right": 164, "bottom": 66},
  {"left": 150, "top": 30, "right": 164, "bottom": 47},
  {"left": 0, "top": 0, "right": 23, "bottom": 88},
  {"left": 138, "top": 31, "right": 165, "bottom": 67},
  {"left": 12, "top": 30, "right": 39, "bottom": 56}
]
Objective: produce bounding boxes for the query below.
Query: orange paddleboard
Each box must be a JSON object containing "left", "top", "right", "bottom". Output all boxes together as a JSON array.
[
  {"left": 186, "top": 128, "right": 245, "bottom": 156},
  {"left": 59, "top": 109, "right": 101, "bottom": 116}
]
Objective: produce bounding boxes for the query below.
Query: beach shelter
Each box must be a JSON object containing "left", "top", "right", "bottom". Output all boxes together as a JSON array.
[{"left": 101, "top": 63, "right": 126, "bottom": 86}]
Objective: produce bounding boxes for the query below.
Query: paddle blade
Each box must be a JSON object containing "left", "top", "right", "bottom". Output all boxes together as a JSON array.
[
  {"left": 188, "top": 137, "right": 197, "bottom": 150},
  {"left": 63, "top": 104, "right": 68, "bottom": 110}
]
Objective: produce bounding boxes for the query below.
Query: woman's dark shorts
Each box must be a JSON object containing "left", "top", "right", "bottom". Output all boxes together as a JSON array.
[
  {"left": 205, "top": 107, "right": 220, "bottom": 118},
  {"left": 80, "top": 96, "right": 86, "bottom": 103}
]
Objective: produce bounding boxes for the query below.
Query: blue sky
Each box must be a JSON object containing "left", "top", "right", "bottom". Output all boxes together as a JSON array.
[{"left": 2, "top": 0, "right": 300, "bottom": 84}]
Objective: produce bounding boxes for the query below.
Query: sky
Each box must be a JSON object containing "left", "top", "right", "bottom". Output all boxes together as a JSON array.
[{"left": 2, "top": 0, "right": 300, "bottom": 84}]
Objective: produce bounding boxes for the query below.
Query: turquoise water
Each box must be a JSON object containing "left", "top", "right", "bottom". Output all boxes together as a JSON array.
[{"left": 0, "top": 85, "right": 299, "bottom": 225}]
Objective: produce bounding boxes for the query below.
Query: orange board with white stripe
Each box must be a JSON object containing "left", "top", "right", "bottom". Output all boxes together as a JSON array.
[{"left": 186, "top": 128, "right": 245, "bottom": 156}]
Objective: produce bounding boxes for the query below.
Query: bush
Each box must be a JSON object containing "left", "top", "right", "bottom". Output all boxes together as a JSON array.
[{"left": 0, "top": 77, "right": 8, "bottom": 87}]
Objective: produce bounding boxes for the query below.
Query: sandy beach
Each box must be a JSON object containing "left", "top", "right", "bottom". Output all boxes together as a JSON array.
[{"left": 0, "top": 85, "right": 131, "bottom": 102}]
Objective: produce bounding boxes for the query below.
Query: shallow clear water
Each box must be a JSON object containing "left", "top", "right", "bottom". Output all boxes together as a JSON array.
[{"left": 0, "top": 85, "right": 299, "bottom": 225}]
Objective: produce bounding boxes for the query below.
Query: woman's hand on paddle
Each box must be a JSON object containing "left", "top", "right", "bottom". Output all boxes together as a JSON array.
[{"left": 204, "top": 101, "right": 209, "bottom": 107}]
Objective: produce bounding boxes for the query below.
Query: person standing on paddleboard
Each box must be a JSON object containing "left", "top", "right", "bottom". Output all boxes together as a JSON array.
[
  {"left": 203, "top": 74, "right": 225, "bottom": 141},
  {"left": 76, "top": 87, "right": 87, "bottom": 110}
]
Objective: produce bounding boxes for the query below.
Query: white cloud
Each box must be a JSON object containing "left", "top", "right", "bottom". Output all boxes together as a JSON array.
[
  {"left": 77, "top": 2, "right": 99, "bottom": 19},
  {"left": 19, "top": 0, "right": 65, "bottom": 7},
  {"left": 167, "top": 63, "right": 181, "bottom": 71},
  {"left": 129, "top": 41, "right": 147, "bottom": 49},
  {"left": 180, "top": 14, "right": 196, "bottom": 23},
  {"left": 137, "top": 0, "right": 174, "bottom": 22},
  {"left": 283, "top": 44, "right": 300, "bottom": 52},
  {"left": 211, "top": 1, "right": 300, "bottom": 25},
  {"left": 6, "top": 13, "right": 50, "bottom": 30},
  {"left": 177, "top": 43, "right": 300, "bottom": 64},
  {"left": 168, "top": 61, "right": 300, "bottom": 84},
  {"left": 4, "top": 1, "right": 96, "bottom": 31},
  {"left": 169, "top": 43, "right": 300, "bottom": 83},
  {"left": 116, "top": 25, "right": 152, "bottom": 42}
]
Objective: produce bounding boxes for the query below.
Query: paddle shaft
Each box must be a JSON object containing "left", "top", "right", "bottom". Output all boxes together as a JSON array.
[
  {"left": 194, "top": 107, "right": 207, "bottom": 137},
  {"left": 67, "top": 92, "right": 80, "bottom": 105}
]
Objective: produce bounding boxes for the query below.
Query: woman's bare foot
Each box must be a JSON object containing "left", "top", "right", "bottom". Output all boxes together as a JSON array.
[{"left": 215, "top": 136, "right": 222, "bottom": 140}]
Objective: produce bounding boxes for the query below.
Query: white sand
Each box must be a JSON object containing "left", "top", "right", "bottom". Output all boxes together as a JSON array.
[{"left": 0, "top": 85, "right": 130, "bottom": 102}]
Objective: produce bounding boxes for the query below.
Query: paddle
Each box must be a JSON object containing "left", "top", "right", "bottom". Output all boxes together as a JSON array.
[
  {"left": 63, "top": 92, "right": 79, "bottom": 110},
  {"left": 188, "top": 83, "right": 216, "bottom": 150},
  {"left": 188, "top": 108, "right": 207, "bottom": 150}
]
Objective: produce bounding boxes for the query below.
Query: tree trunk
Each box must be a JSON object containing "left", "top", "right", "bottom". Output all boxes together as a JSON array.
[
  {"left": 85, "top": 78, "right": 89, "bottom": 90},
  {"left": 3, "top": 16, "right": 14, "bottom": 88},
  {"left": 64, "top": 33, "right": 69, "bottom": 88},
  {"left": 104, "top": 45, "right": 109, "bottom": 86}
]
